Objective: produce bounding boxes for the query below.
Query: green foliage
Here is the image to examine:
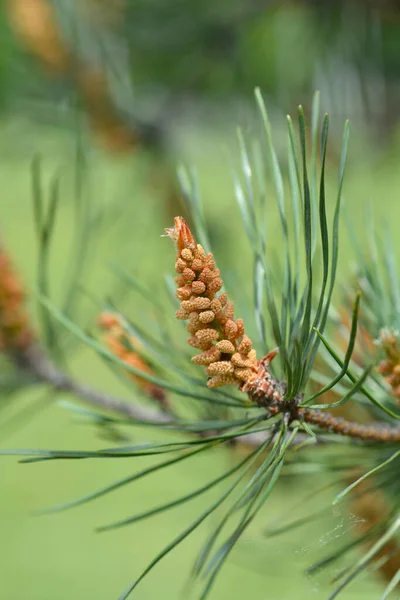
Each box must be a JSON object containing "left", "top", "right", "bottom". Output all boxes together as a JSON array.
[{"left": 3, "top": 85, "right": 400, "bottom": 600}]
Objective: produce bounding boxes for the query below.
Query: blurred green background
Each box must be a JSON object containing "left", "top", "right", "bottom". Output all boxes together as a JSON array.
[{"left": 1, "top": 1, "right": 400, "bottom": 599}]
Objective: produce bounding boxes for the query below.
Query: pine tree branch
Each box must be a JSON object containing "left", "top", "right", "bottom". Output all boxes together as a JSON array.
[
  {"left": 11, "top": 335, "right": 400, "bottom": 445},
  {"left": 300, "top": 408, "right": 400, "bottom": 443},
  {"left": 8, "top": 341, "right": 325, "bottom": 448},
  {"left": 12, "top": 342, "right": 172, "bottom": 424},
  {"left": 247, "top": 382, "right": 400, "bottom": 444},
  {"left": 10, "top": 342, "right": 285, "bottom": 448}
]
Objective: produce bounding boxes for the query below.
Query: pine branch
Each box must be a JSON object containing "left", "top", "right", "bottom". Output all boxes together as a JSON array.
[
  {"left": 300, "top": 408, "right": 400, "bottom": 443},
  {"left": 6, "top": 0, "right": 162, "bottom": 151},
  {"left": 10, "top": 338, "right": 330, "bottom": 448},
  {"left": 13, "top": 340, "right": 305, "bottom": 449},
  {"left": 166, "top": 216, "right": 400, "bottom": 445},
  {"left": 12, "top": 341, "right": 172, "bottom": 423}
]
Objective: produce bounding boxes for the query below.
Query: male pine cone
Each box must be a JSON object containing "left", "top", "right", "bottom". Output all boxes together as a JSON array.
[
  {"left": 165, "top": 217, "right": 257, "bottom": 389},
  {"left": 0, "top": 247, "right": 34, "bottom": 352}
]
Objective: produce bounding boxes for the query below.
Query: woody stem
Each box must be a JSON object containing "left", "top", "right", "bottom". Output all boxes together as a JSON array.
[
  {"left": 12, "top": 342, "right": 171, "bottom": 423},
  {"left": 299, "top": 407, "right": 400, "bottom": 443}
]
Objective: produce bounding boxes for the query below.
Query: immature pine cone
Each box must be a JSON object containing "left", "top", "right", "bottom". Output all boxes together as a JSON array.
[
  {"left": 0, "top": 249, "right": 34, "bottom": 352},
  {"left": 165, "top": 217, "right": 258, "bottom": 389},
  {"left": 97, "top": 311, "right": 167, "bottom": 405}
]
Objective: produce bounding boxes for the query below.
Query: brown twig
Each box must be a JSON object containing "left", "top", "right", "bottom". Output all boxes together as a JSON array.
[
  {"left": 13, "top": 342, "right": 171, "bottom": 424},
  {"left": 246, "top": 370, "right": 400, "bottom": 443},
  {"left": 299, "top": 408, "right": 400, "bottom": 443}
]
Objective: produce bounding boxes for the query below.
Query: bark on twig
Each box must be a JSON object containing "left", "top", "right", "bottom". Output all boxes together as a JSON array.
[{"left": 13, "top": 342, "right": 171, "bottom": 423}]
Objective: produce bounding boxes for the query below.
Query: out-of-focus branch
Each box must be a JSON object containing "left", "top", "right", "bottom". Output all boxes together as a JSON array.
[
  {"left": 0, "top": 240, "right": 171, "bottom": 424},
  {"left": 13, "top": 341, "right": 172, "bottom": 423},
  {"left": 14, "top": 341, "right": 290, "bottom": 448},
  {"left": 6, "top": 0, "right": 161, "bottom": 152},
  {"left": 6, "top": 0, "right": 186, "bottom": 222}
]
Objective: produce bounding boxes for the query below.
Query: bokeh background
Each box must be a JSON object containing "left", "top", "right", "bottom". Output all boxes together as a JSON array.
[{"left": 1, "top": 1, "right": 400, "bottom": 598}]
